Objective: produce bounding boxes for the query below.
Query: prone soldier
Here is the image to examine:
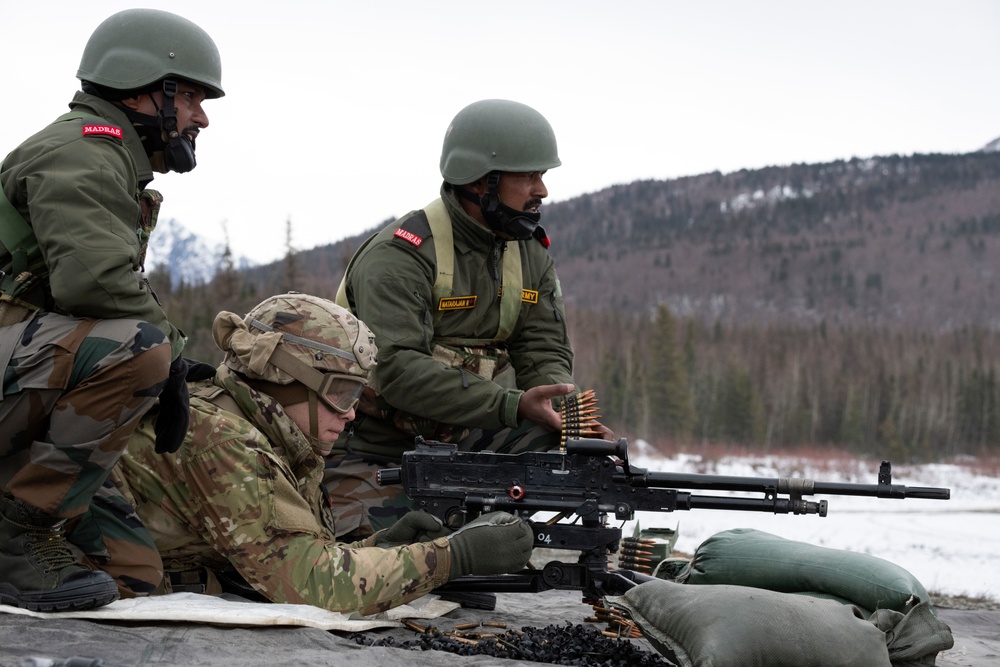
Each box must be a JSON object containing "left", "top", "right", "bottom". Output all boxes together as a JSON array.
[{"left": 115, "top": 294, "right": 533, "bottom": 615}]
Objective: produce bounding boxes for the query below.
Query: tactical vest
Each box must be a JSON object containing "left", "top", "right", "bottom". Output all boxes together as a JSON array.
[
  {"left": 335, "top": 198, "right": 524, "bottom": 441},
  {"left": 0, "top": 112, "right": 161, "bottom": 326}
]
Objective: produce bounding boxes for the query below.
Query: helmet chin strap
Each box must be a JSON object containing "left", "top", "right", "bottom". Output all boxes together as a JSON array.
[
  {"left": 457, "top": 172, "right": 541, "bottom": 240},
  {"left": 119, "top": 79, "right": 197, "bottom": 173},
  {"left": 305, "top": 389, "right": 327, "bottom": 454},
  {"left": 158, "top": 80, "right": 197, "bottom": 173}
]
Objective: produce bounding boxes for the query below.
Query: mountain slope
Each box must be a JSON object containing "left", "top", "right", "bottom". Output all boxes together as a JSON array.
[
  {"left": 541, "top": 152, "right": 1000, "bottom": 330},
  {"left": 173, "top": 150, "right": 1000, "bottom": 333},
  {"left": 145, "top": 217, "right": 255, "bottom": 287}
]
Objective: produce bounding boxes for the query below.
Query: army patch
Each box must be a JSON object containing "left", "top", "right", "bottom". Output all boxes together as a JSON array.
[
  {"left": 497, "top": 288, "right": 539, "bottom": 304},
  {"left": 393, "top": 228, "right": 424, "bottom": 248},
  {"left": 82, "top": 124, "right": 123, "bottom": 139},
  {"left": 439, "top": 296, "right": 477, "bottom": 311}
]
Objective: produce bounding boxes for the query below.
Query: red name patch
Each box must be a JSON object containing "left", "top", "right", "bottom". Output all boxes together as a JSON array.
[
  {"left": 393, "top": 228, "right": 424, "bottom": 247},
  {"left": 82, "top": 124, "right": 123, "bottom": 139}
]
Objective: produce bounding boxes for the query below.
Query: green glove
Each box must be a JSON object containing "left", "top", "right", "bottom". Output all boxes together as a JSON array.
[
  {"left": 447, "top": 511, "right": 534, "bottom": 580},
  {"left": 374, "top": 511, "right": 450, "bottom": 547}
]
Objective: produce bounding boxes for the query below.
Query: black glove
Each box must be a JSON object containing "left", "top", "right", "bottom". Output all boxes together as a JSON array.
[
  {"left": 184, "top": 358, "right": 217, "bottom": 382},
  {"left": 154, "top": 356, "right": 190, "bottom": 454}
]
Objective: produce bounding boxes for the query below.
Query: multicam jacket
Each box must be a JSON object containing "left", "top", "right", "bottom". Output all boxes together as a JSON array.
[
  {"left": 0, "top": 92, "right": 182, "bottom": 356},
  {"left": 336, "top": 187, "right": 575, "bottom": 461},
  {"left": 120, "top": 366, "right": 451, "bottom": 615}
]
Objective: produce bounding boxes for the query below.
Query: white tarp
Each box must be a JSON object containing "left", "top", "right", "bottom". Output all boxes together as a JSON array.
[{"left": 0, "top": 592, "right": 458, "bottom": 632}]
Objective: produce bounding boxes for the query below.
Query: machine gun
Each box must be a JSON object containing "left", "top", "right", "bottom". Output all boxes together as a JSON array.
[{"left": 377, "top": 437, "right": 951, "bottom": 601}]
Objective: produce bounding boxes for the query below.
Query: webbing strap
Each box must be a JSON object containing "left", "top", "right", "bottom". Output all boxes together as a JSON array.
[
  {"left": 424, "top": 198, "right": 522, "bottom": 341},
  {"left": 335, "top": 197, "right": 523, "bottom": 342},
  {"left": 423, "top": 198, "right": 453, "bottom": 329},
  {"left": 496, "top": 240, "right": 522, "bottom": 341}
]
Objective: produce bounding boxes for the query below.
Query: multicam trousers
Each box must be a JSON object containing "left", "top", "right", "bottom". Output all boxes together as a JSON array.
[
  {"left": 0, "top": 312, "right": 171, "bottom": 596},
  {"left": 323, "top": 420, "right": 560, "bottom": 540}
]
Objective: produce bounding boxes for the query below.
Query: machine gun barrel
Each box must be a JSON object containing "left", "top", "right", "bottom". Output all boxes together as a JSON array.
[
  {"left": 377, "top": 437, "right": 950, "bottom": 529},
  {"left": 631, "top": 460, "right": 950, "bottom": 501}
]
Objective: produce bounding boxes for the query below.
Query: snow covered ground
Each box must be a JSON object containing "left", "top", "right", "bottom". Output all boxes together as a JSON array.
[{"left": 622, "top": 441, "right": 1000, "bottom": 600}]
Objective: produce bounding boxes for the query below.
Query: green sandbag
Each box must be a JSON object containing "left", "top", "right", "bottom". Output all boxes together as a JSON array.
[
  {"left": 609, "top": 578, "right": 891, "bottom": 667},
  {"left": 678, "top": 528, "right": 930, "bottom": 614}
]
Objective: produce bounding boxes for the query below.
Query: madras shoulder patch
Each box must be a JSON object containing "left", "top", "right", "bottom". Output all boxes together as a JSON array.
[
  {"left": 439, "top": 295, "right": 477, "bottom": 311},
  {"left": 82, "top": 123, "right": 123, "bottom": 140},
  {"left": 393, "top": 227, "right": 424, "bottom": 247},
  {"left": 392, "top": 212, "right": 433, "bottom": 249}
]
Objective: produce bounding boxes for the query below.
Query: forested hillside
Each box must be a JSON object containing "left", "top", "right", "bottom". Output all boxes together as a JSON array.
[
  {"left": 546, "top": 152, "right": 1000, "bottom": 329},
  {"left": 154, "top": 151, "right": 1000, "bottom": 460}
]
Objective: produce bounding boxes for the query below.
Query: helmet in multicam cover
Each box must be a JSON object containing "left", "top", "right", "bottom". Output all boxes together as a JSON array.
[{"left": 213, "top": 293, "right": 377, "bottom": 415}]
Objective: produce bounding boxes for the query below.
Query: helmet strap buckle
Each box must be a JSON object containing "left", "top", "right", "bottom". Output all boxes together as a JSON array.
[
  {"left": 470, "top": 171, "right": 541, "bottom": 241},
  {"left": 159, "top": 78, "right": 197, "bottom": 173}
]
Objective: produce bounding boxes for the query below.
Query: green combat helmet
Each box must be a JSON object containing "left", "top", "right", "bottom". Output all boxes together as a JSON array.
[
  {"left": 76, "top": 8, "right": 224, "bottom": 98},
  {"left": 212, "top": 293, "right": 377, "bottom": 451},
  {"left": 440, "top": 99, "right": 559, "bottom": 184},
  {"left": 440, "top": 99, "right": 561, "bottom": 240},
  {"left": 76, "top": 8, "right": 224, "bottom": 173}
]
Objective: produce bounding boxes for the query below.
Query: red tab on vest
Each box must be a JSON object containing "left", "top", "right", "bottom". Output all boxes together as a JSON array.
[
  {"left": 393, "top": 227, "right": 424, "bottom": 247},
  {"left": 82, "top": 124, "right": 123, "bottom": 140}
]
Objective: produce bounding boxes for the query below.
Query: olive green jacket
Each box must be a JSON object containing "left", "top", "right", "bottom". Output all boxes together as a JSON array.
[
  {"left": 336, "top": 187, "right": 574, "bottom": 460},
  {"left": 0, "top": 92, "right": 183, "bottom": 357}
]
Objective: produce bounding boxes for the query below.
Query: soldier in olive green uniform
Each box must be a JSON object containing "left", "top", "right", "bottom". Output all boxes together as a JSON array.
[
  {"left": 0, "top": 9, "right": 223, "bottom": 612},
  {"left": 118, "top": 294, "right": 533, "bottom": 615},
  {"left": 328, "top": 100, "right": 610, "bottom": 539}
]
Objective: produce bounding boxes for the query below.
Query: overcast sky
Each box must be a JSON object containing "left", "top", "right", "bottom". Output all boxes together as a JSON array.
[{"left": 4, "top": 1, "right": 998, "bottom": 264}]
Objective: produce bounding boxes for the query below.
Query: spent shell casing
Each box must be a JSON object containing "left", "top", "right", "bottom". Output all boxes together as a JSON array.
[{"left": 402, "top": 619, "right": 427, "bottom": 633}]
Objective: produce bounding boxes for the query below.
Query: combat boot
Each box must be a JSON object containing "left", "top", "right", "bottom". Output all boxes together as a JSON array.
[{"left": 0, "top": 494, "right": 119, "bottom": 611}]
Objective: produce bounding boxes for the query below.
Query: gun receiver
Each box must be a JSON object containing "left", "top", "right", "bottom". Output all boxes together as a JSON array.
[{"left": 377, "top": 437, "right": 950, "bottom": 599}]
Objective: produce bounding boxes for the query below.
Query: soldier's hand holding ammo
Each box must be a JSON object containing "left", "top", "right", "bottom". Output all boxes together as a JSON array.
[
  {"left": 446, "top": 511, "right": 533, "bottom": 580},
  {"left": 517, "top": 383, "right": 575, "bottom": 431},
  {"left": 374, "top": 510, "right": 450, "bottom": 547},
  {"left": 154, "top": 356, "right": 191, "bottom": 453}
]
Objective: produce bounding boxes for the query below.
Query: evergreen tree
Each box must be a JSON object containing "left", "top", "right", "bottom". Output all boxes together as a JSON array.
[
  {"left": 719, "top": 364, "right": 764, "bottom": 445},
  {"left": 645, "top": 305, "right": 695, "bottom": 440}
]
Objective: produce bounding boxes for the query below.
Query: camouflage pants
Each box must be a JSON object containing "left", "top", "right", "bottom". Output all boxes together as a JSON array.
[
  {"left": 0, "top": 312, "right": 170, "bottom": 596},
  {"left": 323, "top": 420, "right": 560, "bottom": 540}
]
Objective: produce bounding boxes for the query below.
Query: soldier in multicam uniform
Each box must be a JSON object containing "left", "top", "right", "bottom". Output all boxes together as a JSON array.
[
  {"left": 117, "top": 294, "right": 534, "bottom": 615},
  {"left": 0, "top": 9, "right": 224, "bottom": 612},
  {"left": 329, "top": 100, "right": 612, "bottom": 539}
]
